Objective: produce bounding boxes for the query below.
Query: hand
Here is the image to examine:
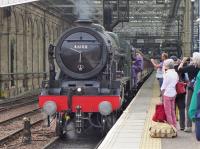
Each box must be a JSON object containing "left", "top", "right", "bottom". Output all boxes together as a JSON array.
[
  {"left": 161, "top": 90, "right": 165, "bottom": 96},
  {"left": 182, "top": 57, "right": 188, "bottom": 63},
  {"left": 177, "top": 59, "right": 181, "bottom": 64}
]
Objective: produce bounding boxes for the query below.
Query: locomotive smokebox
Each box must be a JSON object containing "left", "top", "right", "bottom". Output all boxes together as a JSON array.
[{"left": 55, "top": 19, "right": 108, "bottom": 79}]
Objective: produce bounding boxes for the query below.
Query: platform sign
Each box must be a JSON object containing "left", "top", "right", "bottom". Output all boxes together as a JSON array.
[
  {"left": 0, "top": 0, "right": 39, "bottom": 7},
  {"left": 137, "top": 39, "right": 144, "bottom": 43},
  {"left": 155, "top": 39, "right": 162, "bottom": 43}
]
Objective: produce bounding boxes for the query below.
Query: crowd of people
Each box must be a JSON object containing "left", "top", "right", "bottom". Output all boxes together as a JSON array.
[{"left": 151, "top": 52, "right": 200, "bottom": 135}]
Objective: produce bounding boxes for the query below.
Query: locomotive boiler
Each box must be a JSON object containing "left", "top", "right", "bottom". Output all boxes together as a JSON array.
[{"left": 39, "top": 20, "right": 152, "bottom": 137}]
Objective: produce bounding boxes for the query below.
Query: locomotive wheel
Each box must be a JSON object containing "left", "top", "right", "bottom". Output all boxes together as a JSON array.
[
  {"left": 56, "top": 113, "right": 66, "bottom": 138},
  {"left": 101, "top": 113, "right": 117, "bottom": 136}
]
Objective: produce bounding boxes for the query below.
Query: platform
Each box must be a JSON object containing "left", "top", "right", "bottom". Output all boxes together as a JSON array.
[{"left": 98, "top": 73, "right": 200, "bottom": 149}]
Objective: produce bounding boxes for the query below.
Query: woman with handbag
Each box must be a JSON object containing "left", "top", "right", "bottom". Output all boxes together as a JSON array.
[
  {"left": 178, "top": 52, "right": 200, "bottom": 132},
  {"left": 161, "top": 59, "right": 179, "bottom": 128},
  {"left": 171, "top": 56, "right": 187, "bottom": 130}
]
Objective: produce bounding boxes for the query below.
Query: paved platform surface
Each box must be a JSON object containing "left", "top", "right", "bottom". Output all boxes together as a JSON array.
[{"left": 98, "top": 73, "right": 200, "bottom": 149}]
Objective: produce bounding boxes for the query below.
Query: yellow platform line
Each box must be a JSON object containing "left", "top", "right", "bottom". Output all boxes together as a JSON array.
[{"left": 139, "top": 79, "right": 162, "bottom": 149}]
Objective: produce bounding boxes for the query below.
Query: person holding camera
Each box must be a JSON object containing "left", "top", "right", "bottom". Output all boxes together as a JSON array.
[
  {"left": 178, "top": 52, "right": 200, "bottom": 132},
  {"left": 151, "top": 53, "right": 168, "bottom": 96}
]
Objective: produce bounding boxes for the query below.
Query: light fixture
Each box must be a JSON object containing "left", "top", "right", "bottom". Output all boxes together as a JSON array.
[
  {"left": 77, "top": 87, "right": 82, "bottom": 92},
  {"left": 43, "top": 101, "right": 57, "bottom": 116}
]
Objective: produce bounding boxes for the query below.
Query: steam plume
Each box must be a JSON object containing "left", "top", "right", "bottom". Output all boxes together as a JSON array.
[{"left": 71, "top": 0, "right": 95, "bottom": 20}]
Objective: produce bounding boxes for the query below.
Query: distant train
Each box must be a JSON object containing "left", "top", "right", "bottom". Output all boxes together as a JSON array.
[
  {"left": 39, "top": 20, "right": 153, "bottom": 137},
  {"left": 161, "top": 42, "right": 182, "bottom": 58}
]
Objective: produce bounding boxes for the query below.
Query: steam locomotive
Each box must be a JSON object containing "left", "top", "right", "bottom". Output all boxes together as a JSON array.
[{"left": 39, "top": 20, "right": 153, "bottom": 137}]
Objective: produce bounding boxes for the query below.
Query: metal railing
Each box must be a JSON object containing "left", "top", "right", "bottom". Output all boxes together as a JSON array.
[{"left": 0, "top": 72, "right": 48, "bottom": 81}]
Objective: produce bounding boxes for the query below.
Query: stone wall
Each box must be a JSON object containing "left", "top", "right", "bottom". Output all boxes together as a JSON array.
[{"left": 0, "top": 3, "right": 70, "bottom": 98}]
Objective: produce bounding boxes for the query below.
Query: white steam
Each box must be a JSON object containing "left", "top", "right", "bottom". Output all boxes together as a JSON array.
[{"left": 71, "top": 0, "right": 95, "bottom": 20}]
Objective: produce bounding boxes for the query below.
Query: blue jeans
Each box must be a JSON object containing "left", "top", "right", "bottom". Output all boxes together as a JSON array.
[{"left": 157, "top": 78, "right": 163, "bottom": 88}]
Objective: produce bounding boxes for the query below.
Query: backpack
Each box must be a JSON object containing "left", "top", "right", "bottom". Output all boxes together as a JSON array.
[{"left": 149, "top": 122, "right": 177, "bottom": 138}]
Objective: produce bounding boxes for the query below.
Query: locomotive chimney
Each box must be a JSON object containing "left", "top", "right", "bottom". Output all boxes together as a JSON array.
[{"left": 75, "top": 19, "right": 93, "bottom": 27}]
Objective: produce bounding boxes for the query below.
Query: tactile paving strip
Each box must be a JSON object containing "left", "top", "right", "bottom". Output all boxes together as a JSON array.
[{"left": 139, "top": 80, "right": 161, "bottom": 149}]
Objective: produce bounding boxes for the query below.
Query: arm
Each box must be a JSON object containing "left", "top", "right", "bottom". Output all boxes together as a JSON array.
[
  {"left": 161, "top": 73, "right": 169, "bottom": 93},
  {"left": 178, "top": 57, "right": 188, "bottom": 70},
  {"left": 178, "top": 65, "right": 193, "bottom": 74},
  {"left": 151, "top": 59, "right": 161, "bottom": 68}
]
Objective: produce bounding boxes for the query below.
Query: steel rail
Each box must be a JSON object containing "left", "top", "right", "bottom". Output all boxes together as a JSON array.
[{"left": 0, "top": 118, "right": 43, "bottom": 146}]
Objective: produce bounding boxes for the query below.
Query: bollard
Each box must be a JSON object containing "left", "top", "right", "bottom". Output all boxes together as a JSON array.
[
  {"left": 47, "top": 115, "right": 50, "bottom": 127},
  {"left": 22, "top": 117, "right": 32, "bottom": 144}
]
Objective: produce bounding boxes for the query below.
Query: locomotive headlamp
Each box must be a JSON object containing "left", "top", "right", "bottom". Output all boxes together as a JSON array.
[
  {"left": 77, "top": 87, "right": 82, "bottom": 92},
  {"left": 43, "top": 101, "right": 57, "bottom": 116},
  {"left": 98, "top": 101, "right": 112, "bottom": 116}
]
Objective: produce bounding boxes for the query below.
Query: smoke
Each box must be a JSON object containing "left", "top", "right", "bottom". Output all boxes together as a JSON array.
[{"left": 71, "top": 0, "right": 95, "bottom": 20}]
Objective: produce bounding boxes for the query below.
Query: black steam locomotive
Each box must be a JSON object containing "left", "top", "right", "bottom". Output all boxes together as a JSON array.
[{"left": 39, "top": 20, "right": 153, "bottom": 137}]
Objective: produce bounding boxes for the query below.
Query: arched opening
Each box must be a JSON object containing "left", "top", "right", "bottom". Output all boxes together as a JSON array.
[
  {"left": 26, "top": 17, "right": 33, "bottom": 89},
  {"left": 16, "top": 14, "right": 24, "bottom": 93},
  {"left": 9, "top": 11, "right": 17, "bottom": 89},
  {"left": 33, "top": 19, "right": 39, "bottom": 88}
]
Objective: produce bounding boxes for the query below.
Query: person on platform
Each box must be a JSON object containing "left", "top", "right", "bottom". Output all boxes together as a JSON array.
[
  {"left": 178, "top": 52, "right": 200, "bottom": 132},
  {"left": 132, "top": 50, "right": 144, "bottom": 88},
  {"left": 151, "top": 53, "right": 168, "bottom": 95},
  {"left": 171, "top": 55, "right": 186, "bottom": 130},
  {"left": 161, "top": 59, "right": 179, "bottom": 128}
]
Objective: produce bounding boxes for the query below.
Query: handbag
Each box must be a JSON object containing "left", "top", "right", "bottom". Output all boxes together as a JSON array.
[
  {"left": 176, "top": 82, "right": 186, "bottom": 94},
  {"left": 152, "top": 103, "right": 166, "bottom": 122}
]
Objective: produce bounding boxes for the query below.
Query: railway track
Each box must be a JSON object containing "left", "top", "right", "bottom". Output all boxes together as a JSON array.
[
  {"left": 0, "top": 111, "right": 43, "bottom": 146},
  {"left": 0, "top": 108, "right": 40, "bottom": 125},
  {"left": 0, "top": 93, "right": 57, "bottom": 149},
  {"left": 43, "top": 136, "right": 103, "bottom": 149},
  {"left": 0, "top": 95, "right": 38, "bottom": 113},
  {"left": 0, "top": 93, "right": 43, "bottom": 147},
  {"left": 42, "top": 122, "right": 104, "bottom": 149}
]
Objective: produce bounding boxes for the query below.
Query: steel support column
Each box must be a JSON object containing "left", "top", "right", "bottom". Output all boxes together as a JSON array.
[
  {"left": 191, "top": 0, "right": 195, "bottom": 56},
  {"left": 178, "top": 18, "right": 180, "bottom": 41},
  {"left": 182, "top": 0, "right": 192, "bottom": 57}
]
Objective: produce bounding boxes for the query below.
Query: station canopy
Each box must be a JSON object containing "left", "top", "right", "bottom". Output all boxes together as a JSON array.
[
  {"left": 0, "top": 0, "right": 188, "bottom": 43},
  {"left": 38, "top": 0, "right": 185, "bottom": 42},
  {"left": 0, "top": 0, "right": 39, "bottom": 7}
]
